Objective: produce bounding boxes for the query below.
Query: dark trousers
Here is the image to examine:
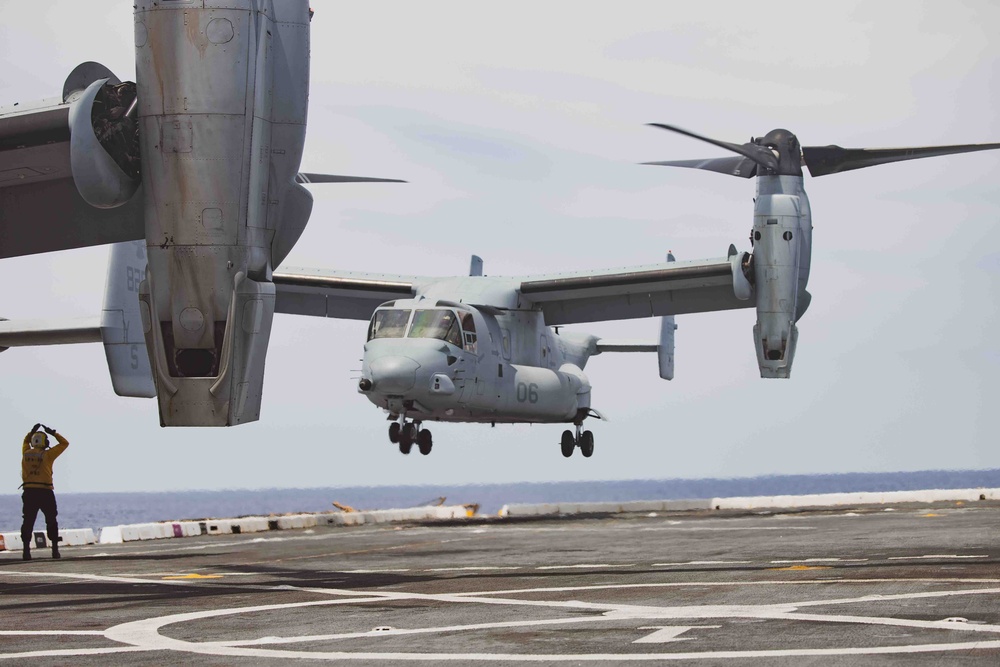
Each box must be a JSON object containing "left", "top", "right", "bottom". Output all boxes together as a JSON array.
[{"left": 21, "top": 488, "right": 58, "bottom": 547}]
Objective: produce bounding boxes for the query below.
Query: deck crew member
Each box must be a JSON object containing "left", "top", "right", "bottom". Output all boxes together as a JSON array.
[{"left": 20, "top": 423, "right": 69, "bottom": 561}]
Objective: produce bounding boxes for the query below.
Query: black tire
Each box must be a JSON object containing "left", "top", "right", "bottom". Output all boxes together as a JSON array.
[
  {"left": 560, "top": 430, "right": 575, "bottom": 458},
  {"left": 580, "top": 430, "right": 594, "bottom": 458},
  {"left": 417, "top": 429, "right": 433, "bottom": 455},
  {"left": 399, "top": 423, "right": 416, "bottom": 454},
  {"left": 388, "top": 422, "right": 401, "bottom": 444}
]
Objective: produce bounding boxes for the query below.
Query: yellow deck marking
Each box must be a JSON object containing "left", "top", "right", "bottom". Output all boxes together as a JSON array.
[
  {"left": 162, "top": 573, "right": 223, "bottom": 580},
  {"left": 922, "top": 513, "right": 942, "bottom": 518},
  {"left": 769, "top": 565, "right": 832, "bottom": 571}
]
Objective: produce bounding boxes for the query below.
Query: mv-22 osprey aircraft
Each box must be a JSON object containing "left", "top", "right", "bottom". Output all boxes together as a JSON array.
[{"left": 2, "top": 123, "right": 998, "bottom": 457}]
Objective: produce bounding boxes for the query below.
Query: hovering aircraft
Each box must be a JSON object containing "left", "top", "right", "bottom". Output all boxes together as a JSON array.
[
  {"left": 0, "top": 1, "right": 399, "bottom": 428},
  {"left": 5, "top": 105, "right": 1000, "bottom": 455}
]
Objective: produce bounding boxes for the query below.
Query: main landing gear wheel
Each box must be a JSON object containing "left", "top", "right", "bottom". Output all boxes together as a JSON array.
[
  {"left": 560, "top": 430, "right": 575, "bottom": 458},
  {"left": 417, "top": 429, "right": 433, "bottom": 455},
  {"left": 580, "top": 430, "right": 595, "bottom": 458},
  {"left": 399, "top": 423, "right": 417, "bottom": 455},
  {"left": 388, "top": 422, "right": 401, "bottom": 444}
]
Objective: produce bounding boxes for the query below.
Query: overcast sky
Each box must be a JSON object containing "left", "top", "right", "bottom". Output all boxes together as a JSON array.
[{"left": 1, "top": 1, "right": 998, "bottom": 495}]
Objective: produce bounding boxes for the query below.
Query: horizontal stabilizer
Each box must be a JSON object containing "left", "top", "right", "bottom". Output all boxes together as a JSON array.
[
  {"left": 595, "top": 340, "right": 658, "bottom": 353},
  {"left": 295, "top": 173, "right": 406, "bottom": 184},
  {"left": 0, "top": 317, "right": 101, "bottom": 347}
]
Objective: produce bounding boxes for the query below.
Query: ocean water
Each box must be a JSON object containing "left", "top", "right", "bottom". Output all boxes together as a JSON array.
[{"left": 2, "top": 468, "right": 998, "bottom": 534}]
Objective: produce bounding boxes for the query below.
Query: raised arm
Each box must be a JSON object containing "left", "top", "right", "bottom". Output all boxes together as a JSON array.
[{"left": 43, "top": 425, "right": 68, "bottom": 460}]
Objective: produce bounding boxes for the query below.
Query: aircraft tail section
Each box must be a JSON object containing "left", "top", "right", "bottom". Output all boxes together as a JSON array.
[
  {"left": 101, "top": 241, "right": 155, "bottom": 397},
  {"left": 591, "top": 252, "right": 677, "bottom": 380},
  {"left": 0, "top": 241, "right": 155, "bottom": 397}
]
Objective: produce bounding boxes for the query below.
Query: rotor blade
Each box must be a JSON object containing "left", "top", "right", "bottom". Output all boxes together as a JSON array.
[
  {"left": 295, "top": 173, "right": 407, "bottom": 184},
  {"left": 647, "top": 123, "right": 778, "bottom": 170},
  {"left": 642, "top": 156, "right": 758, "bottom": 178},
  {"left": 802, "top": 143, "right": 1000, "bottom": 177}
]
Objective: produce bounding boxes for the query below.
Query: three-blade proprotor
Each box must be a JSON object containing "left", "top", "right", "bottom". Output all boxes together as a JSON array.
[
  {"left": 644, "top": 123, "right": 1000, "bottom": 179},
  {"left": 801, "top": 143, "right": 1000, "bottom": 177}
]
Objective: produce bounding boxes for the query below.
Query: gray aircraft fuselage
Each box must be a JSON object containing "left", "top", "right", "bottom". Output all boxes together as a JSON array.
[{"left": 361, "top": 296, "right": 596, "bottom": 426}]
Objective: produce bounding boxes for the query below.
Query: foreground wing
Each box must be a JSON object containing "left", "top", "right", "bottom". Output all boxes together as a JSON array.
[
  {"left": 273, "top": 267, "right": 420, "bottom": 321},
  {"left": 0, "top": 68, "right": 145, "bottom": 259},
  {"left": 518, "top": 256, "right": 749, "bottom": 325}
]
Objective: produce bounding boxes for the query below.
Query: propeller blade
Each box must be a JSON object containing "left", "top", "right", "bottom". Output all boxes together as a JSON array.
[
  {"left": 642, "top": 156, "right": 758, "bottom": 178},
  {"left": 802, "top": 143, "right": 1000, "bottom": 177},
  {"left": 647, "top": 123, "right": 778, "bottom": 171},
  {"left": 295, "top": 173, "right": 407, "bottom": 184}
]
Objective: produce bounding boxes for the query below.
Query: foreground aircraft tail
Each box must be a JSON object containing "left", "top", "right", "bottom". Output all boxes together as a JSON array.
[
  {"left": 101, "top": 241, "right": 155, "bottom": 397},
  {"left": 0, "top": 241, "right": 155, "bottom": 397}
]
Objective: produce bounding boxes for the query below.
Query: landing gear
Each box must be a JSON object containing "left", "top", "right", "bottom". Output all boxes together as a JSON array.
[
  {"left": 399, "top": 422, "right": 417, "bottom": 454},
  {"left": 417, "top": 429, "right": 433, "bottom": 456},
  {"left": 392, "top": 420, "right": 432, "bottom": 455},
  {"left": 560, "top": 430, "right": 575, "bottom": 458},
  {"left": 559, "top": 425, "right": 595, "bottom": 458}
]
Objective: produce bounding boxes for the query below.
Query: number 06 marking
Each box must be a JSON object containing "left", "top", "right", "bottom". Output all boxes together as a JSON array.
[{"left": 516, "top": 382, "right": 539, "bottom": 403}]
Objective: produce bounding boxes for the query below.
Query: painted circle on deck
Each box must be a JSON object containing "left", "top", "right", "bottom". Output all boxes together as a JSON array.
[{"left": 98, "top": 579, "right": 1000, "bottom": 661}]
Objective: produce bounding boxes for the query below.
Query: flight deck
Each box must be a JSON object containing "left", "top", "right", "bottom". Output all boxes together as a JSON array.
[{"left": 1, "top": 498, "right": 998, "bottom": 664}]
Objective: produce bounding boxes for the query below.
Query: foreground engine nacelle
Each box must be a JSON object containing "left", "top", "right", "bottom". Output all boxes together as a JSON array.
[
  {"left": 750, "top": 175, "right": 812, "bottom": 378},
  {"left": 134, "top": 0, "right": 311, "bottom": 426},
  {"left": 68, "top": 77, "right": 140, "bottom": 209}
]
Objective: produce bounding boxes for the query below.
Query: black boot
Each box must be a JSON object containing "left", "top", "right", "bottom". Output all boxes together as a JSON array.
[
  {"left": 51, "top": 545, "right": 60, "bottom": 559},
  {"left": 22, "top": 547, "right": 31, "bottom": 561}
]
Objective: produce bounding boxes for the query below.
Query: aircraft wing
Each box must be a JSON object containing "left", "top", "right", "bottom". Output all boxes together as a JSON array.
[
  {"left": 0, "top": 96, "right": 145, "bottom": 260},
  {"left": 273, "top": 267, "right": 419, "bottom": 321},
  {"left": 517, "top": 256, "right": 751, "bottom": 325}
]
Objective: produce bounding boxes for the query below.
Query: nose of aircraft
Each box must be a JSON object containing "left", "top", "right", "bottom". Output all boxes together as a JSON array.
[{"left": 368, "top": 355, "right": 420, "bottom": 393}]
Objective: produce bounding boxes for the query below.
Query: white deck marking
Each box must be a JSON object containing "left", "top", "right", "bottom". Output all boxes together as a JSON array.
[
  {"left": 652, "top": 560, "right": 753, "bottom": 566},
  {"left": 770, "top": 558, "right": 869, "bottom": 564},
  {"left": 0, "top": 631, "right": 104, "bottom": 636},
  {"left": 536, "top": 563, "right": 636, "bottom": 570},
  {"left": 633, "top": 626, "right": 721, "bottom": 643},
  {"left": 4, "top": 567, "right": 999, "bottom": 662},
  {"left": 887, "top": 554, "right": 989, "bottom": 560}
]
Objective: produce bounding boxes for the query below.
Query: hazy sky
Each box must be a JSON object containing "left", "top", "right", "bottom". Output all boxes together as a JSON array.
[{"left": 1, "top": 1, "right": 998, "bottom": 494}]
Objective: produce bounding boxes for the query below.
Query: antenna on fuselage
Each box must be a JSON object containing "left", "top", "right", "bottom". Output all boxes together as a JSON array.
[{"left": 469, "top": 255, "right": 484, "bottom": 277}]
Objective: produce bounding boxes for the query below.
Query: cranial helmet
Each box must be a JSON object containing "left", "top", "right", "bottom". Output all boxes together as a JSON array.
[{"left": 30, "top": 432, "right": 48, "bottom": 448}]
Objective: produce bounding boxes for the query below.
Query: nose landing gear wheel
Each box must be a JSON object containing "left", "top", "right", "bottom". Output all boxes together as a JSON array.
[
  {"left": 388, "top": 422, "right": 401, "bottom": 444},
  {"left": 417, "top": 429, "right": 433, "bottom": 455},
  {"left": 580, "top": 430, "right": 594, "bottom": 457},
  {"left": 560, "top": 430, "right": 575, "bottom": 458}
]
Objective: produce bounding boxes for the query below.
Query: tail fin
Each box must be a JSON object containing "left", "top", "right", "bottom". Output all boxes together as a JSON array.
[
  {"left": 658, "top": 252, "right": 677, "bottom": 380},
  {"left": 101, "top": 241, "right": 155, "bottom": 397}
]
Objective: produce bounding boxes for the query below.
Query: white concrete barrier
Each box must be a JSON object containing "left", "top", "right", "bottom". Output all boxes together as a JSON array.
[
  {"left": 498, "top": 489, "right": 997, "bottom": 518},
  {"left": 0, "top": 528, "right": 96, "bottom": 551},
  {"left": 712, "top": 488, "right": 1000, "bottom": 510}
]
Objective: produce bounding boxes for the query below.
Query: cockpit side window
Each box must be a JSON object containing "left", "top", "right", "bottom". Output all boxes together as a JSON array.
[
  {"left": 367, "top": 309, "right": 411, "bottom": 341},
  {"left": 461, "top": 312, "right": 477, "bottom": 353},
  {"left": 409, "top": 309, "right": 462, "bottom": 347}
]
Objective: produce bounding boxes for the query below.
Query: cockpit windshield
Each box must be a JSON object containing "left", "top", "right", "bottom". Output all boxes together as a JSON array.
[
  {"left": 408, "top": 309, "right": 462, "bottom": 348},
  {"left": 367, "top": 309, "right": 411, "bottom": 341}
]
